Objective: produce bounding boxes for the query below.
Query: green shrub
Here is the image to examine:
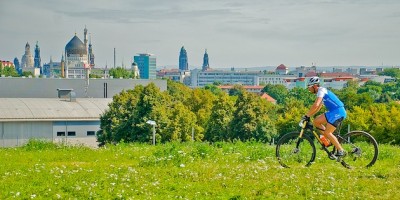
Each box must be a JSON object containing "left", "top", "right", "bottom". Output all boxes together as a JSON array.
[{"left": 22, "top": 139, "right": 59, "bottom": 150}]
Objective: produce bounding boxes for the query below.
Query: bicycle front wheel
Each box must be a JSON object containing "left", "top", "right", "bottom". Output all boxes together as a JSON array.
[
  {"left": 338, "top": 131, "right": 379, "bottom": 168},
  {"left": 276, "top": 132, "right": 316, "bottom": 168}
]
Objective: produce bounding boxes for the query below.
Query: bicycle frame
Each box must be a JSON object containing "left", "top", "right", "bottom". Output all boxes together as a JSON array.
[
  {"left": 298, "top": 120, "right": 337, "bottom": 159},
  {"left": 277, "top": 119, "right": 378, "bottom": 168}
]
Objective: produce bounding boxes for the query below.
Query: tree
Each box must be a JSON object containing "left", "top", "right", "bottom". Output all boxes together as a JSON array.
[
  {"left": 275, "top": 97, "right": 308, "bottom": 138},
  {"left": 0, "top": 66, "right": 19, "bottom": 77},
  {"left": 97, "top": 86, "right": 144, "bottom": 144},
  {"left": 22, "top": 71, "right": 33, "bottom": 77},
  {"left": 262, "top": 84, "right": 289, "bottom": 104},
  {"left": 203, "top": 84, "right": 223, "bottom": 95},
  {"left": 228, "top": 84, "right": 244, "bottom": 96},
  {"left": 109, "top": 67, "right": 131, "bottom": 79},
  {"left": 288, "top": 87, "right": 315, "bottom": 107},
  {"left": 167, "top": 79, "right": 192, "bottom": 103},
  {"left": 358, "top": 85, "right": 382, "bottom": 102},
  {"left": 229, "top": 91, "right": 277, "bottom": 142},
  {"left": 185, "top": 88, "right": 216, "bottom": 128},
  {"left": 345, "top": 103, "right": 400, "bottom": 144},
  {"left": 205, "top": 93, "right": 234, "bottom": 142},
  {"left": 97, "top": 83, "right": 172, "bottom": 144},
  {"left": 164, "top": 102, "right": 199, "bottom": 142},
  {"left": 379, "top": 68, "right": 400, "bottom": 79},
  {"left": 134, "top": 83, "right": 169, "bottom": 143},
  {"left": 89, "top": 74, "right": 102, "bottom": 78}
]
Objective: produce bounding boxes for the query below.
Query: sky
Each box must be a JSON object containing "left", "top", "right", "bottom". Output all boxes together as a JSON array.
[{"left": 1, "top": 0, "right": 399, "bottom": 69}]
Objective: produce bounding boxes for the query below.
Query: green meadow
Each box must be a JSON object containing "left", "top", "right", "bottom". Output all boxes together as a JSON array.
[{"left": 0, "top": 141, "right": 399, "bottom": 199}]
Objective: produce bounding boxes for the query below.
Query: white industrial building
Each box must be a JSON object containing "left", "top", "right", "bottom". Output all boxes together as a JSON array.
[
  {"left": 0, "top": 77, "right": 167, "bottom": 148},
  {"left": 0, "top": 98, "right": 112, "bottom": 148}
]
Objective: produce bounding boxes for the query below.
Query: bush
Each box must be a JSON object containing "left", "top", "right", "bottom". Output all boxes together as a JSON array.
[{"left": 22, "top": 139, "right": 59, "bottom": 150}]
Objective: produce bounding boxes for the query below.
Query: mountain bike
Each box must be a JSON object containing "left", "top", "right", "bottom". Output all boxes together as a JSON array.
[{"left": 275, "top": 118, "right": 379, "bottom": 169}]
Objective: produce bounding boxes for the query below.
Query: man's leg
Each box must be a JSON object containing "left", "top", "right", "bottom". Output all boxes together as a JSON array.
[
  {"left": 313, "top": 114, "right": 326, "bottom": 132},
  {"left": 313, "top": 115, "right": 344, "bottom": 152},
  {"left": 324, "top": 123, "right": 343, "bottom": 152}
]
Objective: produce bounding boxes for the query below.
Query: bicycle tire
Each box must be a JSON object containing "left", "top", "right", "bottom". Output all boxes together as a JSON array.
[
  {"left": 276, "top": 132, "right": 316, "bottom": 168},
  {"left": 338, "top": 131, "right": 379, "bottom": 168}
]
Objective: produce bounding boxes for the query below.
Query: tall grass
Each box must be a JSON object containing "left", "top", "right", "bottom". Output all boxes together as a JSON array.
[{"left": 0, "top": 140, "right": 399, "bottom": 199}]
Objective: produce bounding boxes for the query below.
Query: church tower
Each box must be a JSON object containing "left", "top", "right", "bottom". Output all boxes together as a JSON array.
[
  {"left": 179, "top": 46, "right": 188, "bottom": 71},
  {"left": 88, "top": 34, "right": 95, "bottom": 67},
  {"left": 34, "top": 41, "right": 41, "bottom": 72},
  {"left": 21, "top": 42, "right": 34, "bottom": 68},
  {"left": 14, "top": 57, "right": 21, "bottom": 74},
  {"left": 202, "top": 49, "right": 210, "bottom": 71}
]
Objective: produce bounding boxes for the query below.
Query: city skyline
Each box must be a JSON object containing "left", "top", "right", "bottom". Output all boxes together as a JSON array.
[{"left": 1, "top": 0, "right": 399, "bottom": 69}]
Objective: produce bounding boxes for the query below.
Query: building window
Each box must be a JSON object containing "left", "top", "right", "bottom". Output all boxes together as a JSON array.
[
  {"left": 67, "top": 131, "right": 76, "bottom": 136},
  {"left": 57, "top": 131, "right": 65, "bottom": 136},
  {"left": 87, "top": 131, "right": 96, "bottom": 136}
]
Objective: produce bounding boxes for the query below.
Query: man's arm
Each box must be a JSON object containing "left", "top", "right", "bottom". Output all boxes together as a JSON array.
[{"left": 306, "top": 97, "right": 323, "bottom": 117}]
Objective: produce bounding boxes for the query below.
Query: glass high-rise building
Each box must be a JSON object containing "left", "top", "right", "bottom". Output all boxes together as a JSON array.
[{"left": 134, "top": 53, "right": 156, "bottom": 79}]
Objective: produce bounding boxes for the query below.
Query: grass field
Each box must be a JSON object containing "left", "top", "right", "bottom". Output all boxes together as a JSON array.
[{"left": 0, "top": 140, "right": 399, "bottom": 199}]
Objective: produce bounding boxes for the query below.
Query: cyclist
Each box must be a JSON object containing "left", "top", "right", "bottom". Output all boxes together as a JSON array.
[{"left": 301, "top": 76, "right": 347, "bottom": 159}]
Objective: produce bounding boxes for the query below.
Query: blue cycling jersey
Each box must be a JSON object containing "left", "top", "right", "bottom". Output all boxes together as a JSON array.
[{"left": 316, "top": 87, "right": 344, "bottom": 111}]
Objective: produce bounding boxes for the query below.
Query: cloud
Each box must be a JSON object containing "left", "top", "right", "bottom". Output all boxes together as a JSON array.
[{"left": 1, "top": 0, "right": 400, "bottom": 67}]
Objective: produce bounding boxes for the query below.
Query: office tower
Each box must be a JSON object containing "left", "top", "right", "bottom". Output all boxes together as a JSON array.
[
  {"left": 179, "top": 46, "right": 188, "bottom": 71},
  {"left": 134, "top": 53, "right": 156, "bottom": 79}
]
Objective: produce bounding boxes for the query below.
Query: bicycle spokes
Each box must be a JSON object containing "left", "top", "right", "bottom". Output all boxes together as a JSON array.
[
  {"left": 339, "top": 131, "right": 379, "bottom": 168},
  {"left": 276, "top": 132, "right": 316, "bottom": 168}
]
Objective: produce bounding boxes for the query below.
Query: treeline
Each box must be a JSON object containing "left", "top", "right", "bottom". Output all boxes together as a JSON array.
[
  {"left": 0, "top": 63, "right": 35, "bottom": 77},
  {"left": 97, "top": 69, "right": 400, "bottom": 145}
]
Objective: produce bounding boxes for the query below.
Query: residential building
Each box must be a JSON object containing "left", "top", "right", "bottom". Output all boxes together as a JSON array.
[{"left": 157, "top": 68, "right": 190, "bottom": 84}]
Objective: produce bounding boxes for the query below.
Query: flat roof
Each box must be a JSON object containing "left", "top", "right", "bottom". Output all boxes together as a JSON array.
[{"left": 0, "top": 98, "right": 112, "bottom": 122}]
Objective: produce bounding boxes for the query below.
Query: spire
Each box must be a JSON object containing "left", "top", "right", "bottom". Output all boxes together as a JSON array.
[
  {"left": 25, "top": 42, "right": 30, "bottom": 51},
  {"left": 179, "top": 46, "right": 188, "bottom": 71},
  {"left": 84, "top": 25, "right": 88, "bottom": 54},
  {"left": 34, "top": 41, "right": 41, "bottom": 69},
  {"left": 202, "top": 48, "right": 209, "bottom": 71},
  {"left": 88, "top": 33, "right": 95, "bottom": 67}
]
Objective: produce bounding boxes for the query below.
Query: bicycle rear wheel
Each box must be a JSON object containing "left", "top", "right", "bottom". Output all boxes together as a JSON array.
[
  {"left": 276, "top": 132, "right": 316, "bottom": 168},
  {"left": 338, "top": 131, "right": 379, "bottom": 168}
]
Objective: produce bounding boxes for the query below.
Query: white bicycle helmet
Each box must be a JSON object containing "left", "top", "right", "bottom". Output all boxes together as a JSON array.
[{"left": 308, "top": 76, "right": 320, "bottom": 86}]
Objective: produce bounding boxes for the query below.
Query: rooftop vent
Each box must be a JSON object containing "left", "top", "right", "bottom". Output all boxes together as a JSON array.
[{"left": 57, "top": 88, "right": 76, "bottom": 102}]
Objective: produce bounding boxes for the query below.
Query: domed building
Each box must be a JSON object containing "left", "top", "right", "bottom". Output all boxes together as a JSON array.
[
  {"left": 21, "top": 42, "right": 34, "bottom": 68},
  {"left": 275, "top": 64, "right": 288, "bottom": 75},
  {"left": 64, "top": 27, "right": 92, "bottom": 79}
]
